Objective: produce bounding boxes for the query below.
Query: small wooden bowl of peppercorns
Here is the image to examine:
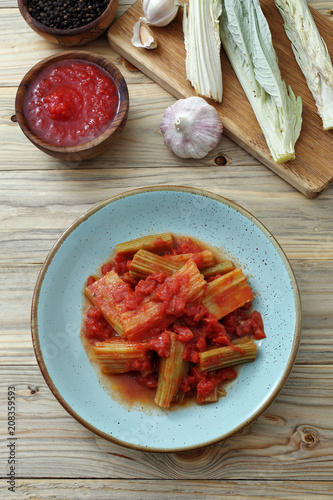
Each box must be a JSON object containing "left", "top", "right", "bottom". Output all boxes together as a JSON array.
[
  {"left": 18, "top": 0, "right": 119, "bottom": 46},
  {"left": 15, "top": 51, "right": 129, "bottom": 161}
]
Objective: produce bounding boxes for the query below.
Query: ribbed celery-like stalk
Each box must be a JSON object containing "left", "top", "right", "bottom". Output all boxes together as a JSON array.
[
  {"left": 202, "top": 260, "right": 235, "bottom": 279},
  {"left": 183, "top": 0, "right": 223, "bottom": 102},
  {"left": 155, "top": 332, "right": 189, "bottom": 408},
  {"left": 220, "top": 0, "right": 302, "bottom": 163},
  {"left": 86, "top": 270, "right": 174, "bottom": 341},
  {"left": 115, "top": 233, "right": 173, "bottom": 255},
  {"left": 200, "top": 389, "right": 218, "bottom": 403},
  {"left": 275, "top": 0, "right": 333, "bottom": 130},
  {"left": 129, "top": 249, "right": 215, "bottom": 279},
  {"left": 85, "top": 270, "right": 128, "bottom": 337},
  {"left": 173, "top": 259, "right": 206, "bottom": 303},
  {"left": 120, "top": 300, "right": 174, "bottom": 342},
  {"left": 93, "top": 341, "right": 147, "bottom": 374},
  {"left": 199, "top": 337, "right": 257, "bottom": 372},
  {"left": 163, "top": 250, "right": 215, "bottom": 268},
  {"left": 129, "top": 249, "right": 180, "bottom": 279},
  {"left": 198, "top": 384, "right": 219, "bottom": 404},
  {"left": 202, "top": 268, "right": 254, "bottom": 319},
  {"left": 87, "top": 259, "right": 206, "bottom": 342}
]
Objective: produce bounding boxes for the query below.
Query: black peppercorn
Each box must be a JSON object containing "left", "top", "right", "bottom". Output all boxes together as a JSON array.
[{"left": 27, "top": 0, "right": 109, "bottom": 30}]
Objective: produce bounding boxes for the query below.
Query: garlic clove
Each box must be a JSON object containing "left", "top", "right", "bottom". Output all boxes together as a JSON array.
[
  {"left": 131, "top": 0, "right": 179, "bottom": 50},
  {"left": 160, "top": 97, "right": 223, "bottom": 159},
  {"left": 131, "top": 18, "right": 158, "bottom": 50},
  {"left": 142, "top": 0, "right": 179, "bottom": 27}
]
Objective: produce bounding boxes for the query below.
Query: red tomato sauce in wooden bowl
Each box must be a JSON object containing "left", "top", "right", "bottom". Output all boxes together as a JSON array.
[{"left": 24, "top": 59, "right": 119, "bottom": 147}]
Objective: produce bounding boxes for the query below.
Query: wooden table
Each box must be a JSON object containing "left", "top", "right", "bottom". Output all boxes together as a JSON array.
[{"left": 1, "top": 1, "right": 332, "bottom": 498}]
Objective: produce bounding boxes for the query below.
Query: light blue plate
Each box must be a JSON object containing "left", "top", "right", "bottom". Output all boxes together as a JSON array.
[{"left": 31, "top": 186, "right": 301, "bottom": 452}]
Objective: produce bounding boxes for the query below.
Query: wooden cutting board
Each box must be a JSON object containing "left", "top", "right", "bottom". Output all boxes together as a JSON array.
[{"left": 108, "top": 1, "right": 333, "bottom": 198}]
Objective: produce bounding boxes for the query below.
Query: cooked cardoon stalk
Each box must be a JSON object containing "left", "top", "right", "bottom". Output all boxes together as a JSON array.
[
  {"left": 199, "top": 385, "right": 219, "bottom": 404},
  {"left": 155, "top": 332, "right": 190, "bottom": 408},
  {"left": 202, "top": 260, "right": 235, "bottom": 279},
  {"left": 198, "top": 370, "right": 219, "bottom": 404},
  {"left": 163, "top": 250, "right": 214, "bottom": 268},
  {"left": 115, "top": 233, "right": 173, "bottom": 255},
  {"left": 199, "top": 337, "right": 257, "bottom": 372},
  {"left": 183, "top": 0, "right": 223, "bottom": 102},
  {"left": 202, "top": 268, "right": 254, "bottom": 320},
  {"left": 92, "top": 341, "right": 147, "bottom": 374},
  {"left": 86, "top": 259, "right": 206, "bottom": 342},
  {"left": 220, "top": 0, "right": 302, "bottom": 163},
  {"left": 129, "top": 248, "right": 214, "bottom": 279},
  {"left": 129, "top": 249, "right": 180, "bottom": 278},
  {"left": 275, "top": 0, "right": 333, "bottom": 130}
]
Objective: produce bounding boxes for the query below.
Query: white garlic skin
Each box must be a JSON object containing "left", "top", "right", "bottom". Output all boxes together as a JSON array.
[
  {"left": 142, "top": 0, "right": 179, "bottom": 27},
  {"left": 160, "top": 97, "right": 223, "bottom": 159}
]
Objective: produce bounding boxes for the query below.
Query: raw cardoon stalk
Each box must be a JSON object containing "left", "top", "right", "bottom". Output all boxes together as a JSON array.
[
  {"left": 183, "top": 0, "right": 223, "bottom": 102},
  {"left": 220, "top": 0, "right": 303, "bottom": 163},
  {"left": 275, "top": 0, "right": 333, "bottom": 130}
]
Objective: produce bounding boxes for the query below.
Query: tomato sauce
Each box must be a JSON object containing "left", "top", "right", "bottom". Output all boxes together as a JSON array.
[
  {"left": 24, "top": 59, "right": 119, "bottom": 147},
  {"left": 84, "top": 305, "right": 119, "bottom": 344},
  {"left": 106, "top": 373, "right": 157, "bottom": 408}
]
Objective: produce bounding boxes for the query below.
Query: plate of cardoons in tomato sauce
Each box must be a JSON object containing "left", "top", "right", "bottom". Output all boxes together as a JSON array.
[{"left": 31, "top": 186, "right": 301, "bottom": 452}]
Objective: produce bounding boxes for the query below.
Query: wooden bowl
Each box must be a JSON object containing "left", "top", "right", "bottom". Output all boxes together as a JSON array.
[
  {"left": 15, "top": 51, "right": 129, "bottom": 161},
  {"left": 18, "top": 0, "right": 119, "bottom": 46}
]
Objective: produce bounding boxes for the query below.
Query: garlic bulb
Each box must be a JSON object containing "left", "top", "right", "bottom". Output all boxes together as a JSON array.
[
  {"left": 131, "top": 18, "right": 158, "bottom": 49},
  {"left": 160, "top": 97, "right": 223, "bottom": 159},
  {"left": 142, "top": 0, "right": 179, "bottom": 27}
]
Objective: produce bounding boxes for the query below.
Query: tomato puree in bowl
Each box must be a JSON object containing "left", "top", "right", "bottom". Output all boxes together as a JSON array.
[{"left": 24, "top": 59, "right": 119, "bottom": 147}]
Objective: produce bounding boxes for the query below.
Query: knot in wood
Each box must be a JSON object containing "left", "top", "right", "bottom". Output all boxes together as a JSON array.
[
  {"left": 123, "top": 58, "right": 138, "bottom": 73},
  {"left": 26, "top": 385, "right": 40, "bottom": 400},
  {"left": 301, "top": 428, "right": 319, "bottom": 447},
  {"left": 214, "top": 155, "right": 228, "bottom": 166}
]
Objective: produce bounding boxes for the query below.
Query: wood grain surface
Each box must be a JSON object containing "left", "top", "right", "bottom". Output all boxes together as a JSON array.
[
  {"left": 108, "top": 0, "right": 333, "bottom": 198},
  {"left": 1, "top": 1, "right": 333, "bottom": 498}
]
